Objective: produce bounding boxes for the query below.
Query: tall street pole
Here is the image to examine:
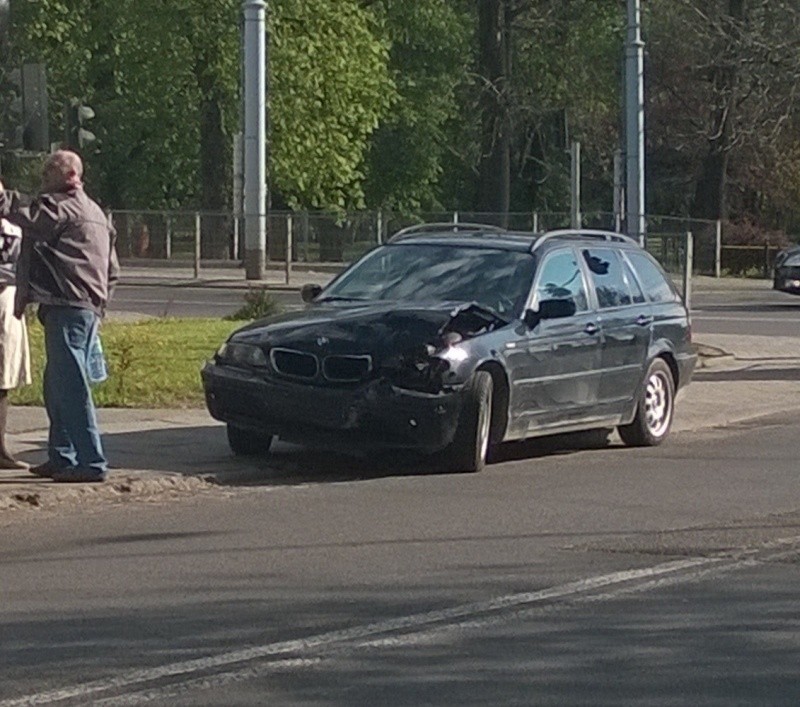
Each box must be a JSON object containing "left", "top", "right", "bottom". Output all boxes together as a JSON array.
[
  {"left": 243, "top": 0, "right": 266, "bottom": 280},
  {"left": 625, "top": 0, "right": 646, "bottom": 247}
]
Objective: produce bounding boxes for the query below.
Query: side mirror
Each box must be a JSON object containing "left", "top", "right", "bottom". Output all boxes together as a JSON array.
[
  {"left": 523, "top": 298, "right": 577, "bottom": 329},
  {"left": 300, "top": 283, "right": 323, "bottom": 303}
]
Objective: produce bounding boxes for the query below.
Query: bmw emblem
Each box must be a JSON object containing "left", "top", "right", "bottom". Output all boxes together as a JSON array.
[{"left": 316, "top": 336, "right": 329, "bottom": 347}]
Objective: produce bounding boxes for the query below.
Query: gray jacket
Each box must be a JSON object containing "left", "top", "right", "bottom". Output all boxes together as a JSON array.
[{"left": 0, "top": 187, "right": 119, "bottom": 318}]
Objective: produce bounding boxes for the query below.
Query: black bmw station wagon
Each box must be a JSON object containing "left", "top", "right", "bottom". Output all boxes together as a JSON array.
[{"left": 202, "top": 224, "right": 697, "bottom": 472}]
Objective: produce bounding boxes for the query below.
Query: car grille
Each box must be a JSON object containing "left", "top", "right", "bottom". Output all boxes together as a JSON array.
[
  {"left": 268, "top": 348, "right": 373, "bottom": 383},
  {"left": 322, "top": 355, "right": 372, "bottom": 382},
  {"left": 270, "top": 348, "right": 319, "bottom": 379}
]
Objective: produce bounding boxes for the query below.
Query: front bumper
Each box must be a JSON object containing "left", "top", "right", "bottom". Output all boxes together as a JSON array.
[{"left": 201, "top": 362, "right": 465, "bottom": 453}]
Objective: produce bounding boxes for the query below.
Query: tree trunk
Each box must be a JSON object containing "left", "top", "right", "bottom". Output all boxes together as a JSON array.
[
  {"left": 477, "top": 0, "right": 511, "bottom": 224},
  {"left": 199, "top": 93, "right": 227, "bottom": 212}
]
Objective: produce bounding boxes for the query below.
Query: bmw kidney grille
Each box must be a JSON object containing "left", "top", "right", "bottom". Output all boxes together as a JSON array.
[{"left": 269, "top": 348, "right": 372, "bottom": 382}]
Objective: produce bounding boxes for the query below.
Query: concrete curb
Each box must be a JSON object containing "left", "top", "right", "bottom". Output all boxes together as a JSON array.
[{"left": 0, "top": 472, "right": 216, "bottom": 513}]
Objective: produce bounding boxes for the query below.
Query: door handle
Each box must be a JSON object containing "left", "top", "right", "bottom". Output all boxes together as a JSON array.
[
  {"left": 636, "top": 314, "right": 654, "bottom": 327},
  {"left": 584, "top": 323, "right": 599, "bottom": 336}
]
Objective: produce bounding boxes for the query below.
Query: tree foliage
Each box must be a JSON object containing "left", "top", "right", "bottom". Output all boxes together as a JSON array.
[{"left": 4, "top": 0, "right": 798, "bottom": 236}]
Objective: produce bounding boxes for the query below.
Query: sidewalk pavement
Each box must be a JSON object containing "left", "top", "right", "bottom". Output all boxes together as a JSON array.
[{"left": 1, "top": 329, "right": 798, "bottom": 515}]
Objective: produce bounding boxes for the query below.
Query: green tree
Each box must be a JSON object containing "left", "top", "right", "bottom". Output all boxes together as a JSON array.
[
  {"left": 10, "top": 0, "right": 394, "bottom": 213},
  {"left": 362, "top": 0, "right": 472, "bottom": 213},
  {"left": 270, "top": 0, "right": 395, "bottom": 211}
]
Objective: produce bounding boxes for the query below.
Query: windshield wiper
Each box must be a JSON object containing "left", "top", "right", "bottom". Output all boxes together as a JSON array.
[{"left": 315, "top": 295, "right": 366, "bottom": 303}]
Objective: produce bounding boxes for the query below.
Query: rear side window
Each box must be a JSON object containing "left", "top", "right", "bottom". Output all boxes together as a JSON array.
[
  {"left": 625, "top": 252, "right": 680, "bottom": 303},
  {"left": 582, "top": 248, "right": 632, "bottom": 309}
]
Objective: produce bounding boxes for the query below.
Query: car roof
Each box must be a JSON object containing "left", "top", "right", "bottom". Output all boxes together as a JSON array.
[{"left": 387, "top": 222, "right": 640, "bottom": 253}]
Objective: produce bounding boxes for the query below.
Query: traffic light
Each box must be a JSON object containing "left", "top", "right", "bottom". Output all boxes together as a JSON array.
[
  {"left": 0, "top": 63, "right": 49, "bottom": 152},
  {"left": 0, "top": 67, "right": 24, "bottom": 150},
  {"left": 65, "top": 98, "right": 96, "bottom": 149},
  {"left": 21, "top": 63, "right": 49, "bottom": 151}
]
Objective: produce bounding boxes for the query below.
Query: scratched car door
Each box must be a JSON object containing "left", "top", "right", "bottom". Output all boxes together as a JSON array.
[{"left": 505, "top": 248, "right": 603, "bottom": 436}]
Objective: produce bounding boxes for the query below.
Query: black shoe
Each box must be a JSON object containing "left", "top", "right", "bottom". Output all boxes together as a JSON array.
[
  {"left": 29, "top": 462, "right": 59, "bottom": 478},
  {"left": 50, "top": 468, "right": 106, "bottom": 483}
]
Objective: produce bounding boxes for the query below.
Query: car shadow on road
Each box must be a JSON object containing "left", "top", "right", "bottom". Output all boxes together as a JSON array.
[{"left": 14, "top": 425, "right": 616, "bottom": 488}]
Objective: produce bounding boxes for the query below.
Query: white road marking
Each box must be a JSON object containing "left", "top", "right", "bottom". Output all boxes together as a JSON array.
[
  {"left": 692, "top": 315, "right": 797, "bottom": 323},
  {"left": 2, "top": 536, "right": 798, "bottom": 706}
]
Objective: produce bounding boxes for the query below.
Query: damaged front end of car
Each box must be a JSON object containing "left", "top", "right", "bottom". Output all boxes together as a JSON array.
[
  {"left": 202, "top": 301, "right": 509, "bottom": 453},
  {"left": 377, "top": 302, "right": 507, "bottom": 394}
]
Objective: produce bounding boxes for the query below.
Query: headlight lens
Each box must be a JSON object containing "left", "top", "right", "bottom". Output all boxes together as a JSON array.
[{"left": 216, "top": 342, "right": 268, "bottom": 367}]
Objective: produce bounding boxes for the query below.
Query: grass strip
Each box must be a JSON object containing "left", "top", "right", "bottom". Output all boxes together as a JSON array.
[{"left": 12, "top": 317, "right": 241, "bottom": 408}]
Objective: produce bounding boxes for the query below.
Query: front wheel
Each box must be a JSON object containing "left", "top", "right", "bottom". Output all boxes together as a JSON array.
[
  {"left": 618, "top": 358, "right": 675, "bottom": 447},
  {"left": 442, "top": 371, "right": 493, "bottom": 473},
  {"left": 227, "top": 424, "right": 274, "bottom": 456}
]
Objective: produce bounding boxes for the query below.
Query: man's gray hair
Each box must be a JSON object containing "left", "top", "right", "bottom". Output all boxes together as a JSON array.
[{"left": 44, "top": 150, "right": 84, "bottom": 187}]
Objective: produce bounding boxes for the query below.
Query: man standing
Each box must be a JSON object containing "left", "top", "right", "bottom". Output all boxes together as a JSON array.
[{"left": 0, "top": 150, "right": 119, "bottom": 482}]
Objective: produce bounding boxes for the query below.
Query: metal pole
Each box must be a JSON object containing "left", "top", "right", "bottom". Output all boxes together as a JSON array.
[
  {"left": 285, "top": 214, "right": 293, "bottom": 285},
  {"left": 683, "top": 231, "right": 693, "bottom": 310},
  {"left": 570, "top": 141, "right": 582, "bottom": 229},
  {"left": 613, "top": 149, "right": 624, "bottom": 232},
  {"left": 243, "top": 0, "right": 267, "bottom": 280},
  {"left": 625, "top": 0, "right": 646, "bottom": 247},
  {"left": 302, "top": 210, "right": 309, "bottom": 262},
  {"left": 376, "top": 209, "right": 383, "bottom": 245},
  {"left": 165, "top": 214, "right": 172, "bottom": 260},
  {"left": 194, "top": 212, "right": 201, "bottom": 278},
  {"left": 715, "top": 219, "right": 722, "bottom": 278},
  {"left": 532, "top": 211, "right": 539, "bottom": 233},
  {"left": 232, "top": 132, "right": 243, "bottom": 261}
]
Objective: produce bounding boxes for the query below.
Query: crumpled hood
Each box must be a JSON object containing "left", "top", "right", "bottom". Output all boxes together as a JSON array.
[{"left": 230, "top": 301, "right": 505, "bottom": 360}]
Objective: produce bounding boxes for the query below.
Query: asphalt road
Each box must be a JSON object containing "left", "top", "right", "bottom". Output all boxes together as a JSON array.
[
  {"left": 1, "top": 414, "right": 799, "bottom": 705},
  {"left": 109, "top": 281, "right": 800, "bottom": 337}
]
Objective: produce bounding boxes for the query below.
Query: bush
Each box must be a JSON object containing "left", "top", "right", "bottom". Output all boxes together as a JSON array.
[{"left": 225, "top": 288, "right": 281, "bottom": 321}]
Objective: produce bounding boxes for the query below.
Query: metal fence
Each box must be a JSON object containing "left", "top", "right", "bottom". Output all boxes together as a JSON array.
[{"left": 111, "top": 208, "right": 795, "bottom": 280}]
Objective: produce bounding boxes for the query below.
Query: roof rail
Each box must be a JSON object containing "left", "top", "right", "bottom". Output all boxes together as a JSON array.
[
  {"left": 533, "top": 228, "right": 638, "bottom": 250},
  {"left": 389, "top": 222, "right": 507, "bottom": 242}
]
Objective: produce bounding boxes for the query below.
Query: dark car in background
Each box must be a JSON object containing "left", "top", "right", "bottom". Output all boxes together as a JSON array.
[
  {"left": 202, "top": 224, "right": 697, "bottom": 472},
  {"left": 773, "top": 245, "right": 800, "bottom": 295}
]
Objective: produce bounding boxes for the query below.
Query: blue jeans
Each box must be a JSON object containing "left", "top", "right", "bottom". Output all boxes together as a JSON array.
[{"left": 39, "top": 305, "right": 107, "bottom": 475}]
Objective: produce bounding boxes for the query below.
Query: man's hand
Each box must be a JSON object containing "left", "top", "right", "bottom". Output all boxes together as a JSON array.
[{"left": 0, "top": 180, "right": 4, "bottom": 193}]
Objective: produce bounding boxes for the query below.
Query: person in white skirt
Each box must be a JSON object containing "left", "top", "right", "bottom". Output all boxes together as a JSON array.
[{"left": 0, "top": 218, "right": 31, "bottom": 469}]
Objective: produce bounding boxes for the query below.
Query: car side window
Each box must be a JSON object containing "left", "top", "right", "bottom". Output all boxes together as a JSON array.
[
  {"left": 582, "top": 248, "right": 632, "bottom": 309},
  {"left": 625, "top": 252, "right": 680, "bottom": 303},
  {"left": 533, "top": 250, "right": 589, "bottom": 312},
  {"left": 622, "top": 257, "right": 647, "bottom": 304}
]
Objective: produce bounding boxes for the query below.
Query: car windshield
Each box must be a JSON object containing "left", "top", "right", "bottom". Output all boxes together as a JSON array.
[{"left": 320, "top": 243, "right": 535, "bottom": 318}]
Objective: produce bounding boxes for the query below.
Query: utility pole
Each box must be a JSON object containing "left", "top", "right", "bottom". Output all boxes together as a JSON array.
[
  {"left": 625, "top": 0, "right": 646, "bottom": 247},
  {"left": 570, "top": 141, "right": 581, "bottom": 229},
  {"left": 243, "top": 0, "right": 267, "bottom": 280}
]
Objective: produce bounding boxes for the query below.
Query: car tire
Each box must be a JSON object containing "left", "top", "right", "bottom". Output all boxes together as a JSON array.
[
  {"left": 227, "top": 424, "right": 274, "bottom": 456},
  {"left": 444, "top": 371, "right": 493, "bottom": 473},
  {"left": 618, "top": 358, "right": 675, "bottom": 447}
]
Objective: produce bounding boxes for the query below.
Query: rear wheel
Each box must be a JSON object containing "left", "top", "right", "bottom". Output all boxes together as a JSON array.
[
  {"left": 443, "top": 371, "right": 493, "bottom": 473},
  {"left": 618, "top": 358, "right": 675, "bottom": 447},
  {"left": 227, "top": 424, "right": 274, "bottom": 456}
]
